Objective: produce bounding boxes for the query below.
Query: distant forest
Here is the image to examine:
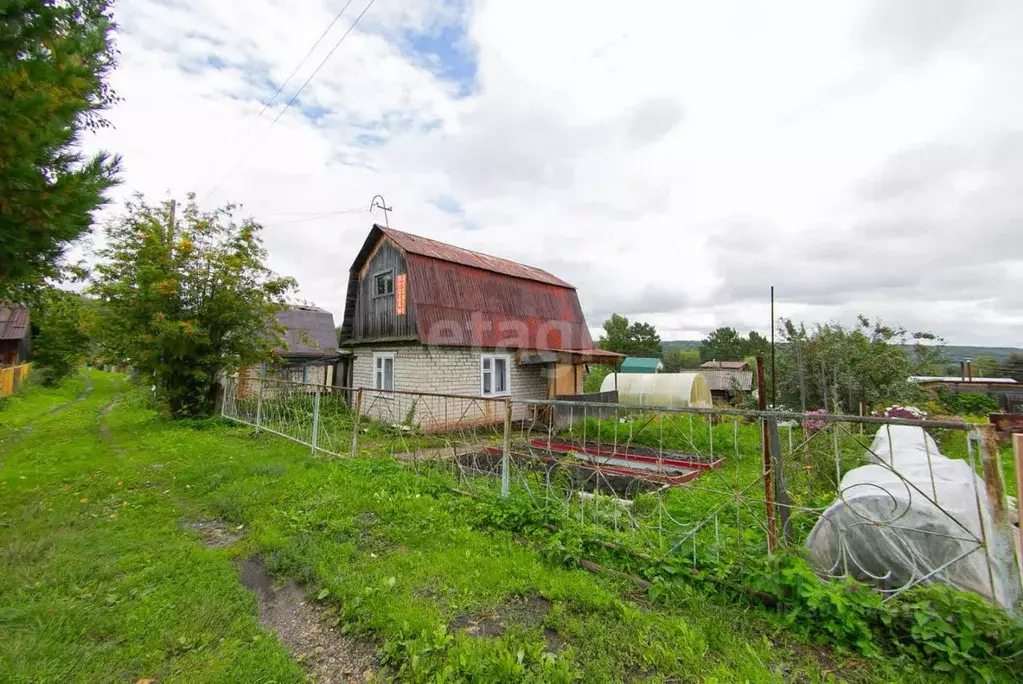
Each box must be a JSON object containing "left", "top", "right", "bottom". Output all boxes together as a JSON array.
[{"left": 664, "top": 340, "right": 1023, "bottom": 364}]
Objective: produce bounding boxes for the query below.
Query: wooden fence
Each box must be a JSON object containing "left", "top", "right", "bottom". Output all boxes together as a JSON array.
[{"left": 0, "top": 364, "right": 30, "bottom": 397}]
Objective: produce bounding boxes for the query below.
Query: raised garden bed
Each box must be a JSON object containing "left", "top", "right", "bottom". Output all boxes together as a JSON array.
[
  {"left": 530, "top": 437, "right": 725, "bottom": 470},
  {"left": 452, "top": 445, "right": 700, "bottom": 499}
]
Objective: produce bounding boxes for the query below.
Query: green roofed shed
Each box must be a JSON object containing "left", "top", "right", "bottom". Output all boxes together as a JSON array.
[{"left": 619, "top": 357, "right": 663, "bottom": 374}]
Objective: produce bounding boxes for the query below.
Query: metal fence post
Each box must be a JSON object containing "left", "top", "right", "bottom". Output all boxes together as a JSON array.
[
  {"left": 351, "top": 388, "right": 363, "bottom": 458},
  {"left": 311, "top": 389, "right": 321, "bottom": 454},
  {"left": 221, "top": 376, "right": 229, "bottom": 418},
  {"left": 255, "top": 375, "right": 264, "bottom": 433},
  {"left": 501, "top": 398, "right": 512, "bottom": 498},
  {"left": 978, "top": 426, "right": 1023, "bottom": 609}
]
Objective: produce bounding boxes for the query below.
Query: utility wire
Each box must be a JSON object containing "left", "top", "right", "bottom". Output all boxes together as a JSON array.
[
  {"left": 199, "top": 0, "right": 377, "bottom": 207},
  {"left": 195, "top": 0, "right": 356, "bottom": 201},
  {"left": 254, "top": 0, "right": 357, "bottom": 121},
  {"left": 268, "top": 0, "right": 377, "bottom": 127},
  {"left": 264, "top": 206, "right": 369, "bottom": 226}
]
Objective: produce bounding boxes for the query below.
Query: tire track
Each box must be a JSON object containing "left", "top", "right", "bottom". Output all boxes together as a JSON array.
[{"left": 45, "top": 373, "right": 94, "bottom": 415}]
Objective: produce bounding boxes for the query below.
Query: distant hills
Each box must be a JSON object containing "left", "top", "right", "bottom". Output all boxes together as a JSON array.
[
  {"left": 663, "top": 340, "right": 1022, "bottom": 363},
  {"left": 662, "top": 340, "right": 702, "bottom": 352}
]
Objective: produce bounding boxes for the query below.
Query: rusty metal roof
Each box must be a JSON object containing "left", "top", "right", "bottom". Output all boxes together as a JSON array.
[
  {"left": 0, "top": 305, "right": 29, "bottom": 341},
  {"left": 342, "top": 226, "right": 595, "bottom": 350},
  {"left": 380, "top": 226, "right": 573, "bottom": 288},
  {"left": 407, "top": 255, "right": 593, "bottom": 349}
]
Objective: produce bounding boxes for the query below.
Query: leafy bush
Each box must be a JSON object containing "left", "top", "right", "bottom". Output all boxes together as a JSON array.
[
  {"left": 947, "top": 392, "right": 999, "bottom": 416},
  {"left": 879, "top": 584, "right": 1023, "bottom": 681},
  {"left": 583, "top": 364, "right": 612, "bottom": 393}
]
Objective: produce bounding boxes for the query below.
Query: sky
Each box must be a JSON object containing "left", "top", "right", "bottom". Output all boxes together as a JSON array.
[{"left": 85, "top": 0, "right": 1023, "bottom": 346}]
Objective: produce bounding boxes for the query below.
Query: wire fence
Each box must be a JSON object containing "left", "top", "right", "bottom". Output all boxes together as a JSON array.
[{"left": 221, "top": 375, "right": 1022, "bottom": 610}]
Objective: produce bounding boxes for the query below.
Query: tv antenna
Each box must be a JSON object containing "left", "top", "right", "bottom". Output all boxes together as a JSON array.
[{"left": 370, "top": 194, "right": 392, "bottom": 228}]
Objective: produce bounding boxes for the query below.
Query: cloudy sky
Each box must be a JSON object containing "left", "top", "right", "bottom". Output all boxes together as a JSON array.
[{"left": 86, "top": 0, "right": 1023, "bottom": 345}]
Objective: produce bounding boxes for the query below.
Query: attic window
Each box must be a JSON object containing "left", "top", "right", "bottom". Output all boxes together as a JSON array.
[{"left": 373, "top": 270, "right": 394, "bottom": 297}]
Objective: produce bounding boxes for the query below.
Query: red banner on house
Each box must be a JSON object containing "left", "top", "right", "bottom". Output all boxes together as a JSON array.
[{"left": 395, "top": 272, "right": 407, "bottom": 315}]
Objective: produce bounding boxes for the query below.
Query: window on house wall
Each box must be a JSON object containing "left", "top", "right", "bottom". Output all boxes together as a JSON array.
[
  {"left": 373, "top": 352, "right": 395, "bottom": 392},
  {"left": 373, "top": 270, "right": 394, "bottom": 297},
  {"left": 480, "top": 354, "right": 510, "bottom": 396}
]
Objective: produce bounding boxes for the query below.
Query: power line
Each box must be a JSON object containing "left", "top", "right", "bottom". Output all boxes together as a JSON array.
[
  {"left": 195, "top": 0, "right": 356, "bottom": 201},
  {"left": 199, "top": 0, "right": 378, "bottom": 207},
  {"left": 254, "top": 0, "right": 357, "bottom": 121},
  {"left": 264, "top": 206, "right": 369, "bottom": 226},
  {"left": 267, "top": 0, "right": 377, "bottom": 128}
]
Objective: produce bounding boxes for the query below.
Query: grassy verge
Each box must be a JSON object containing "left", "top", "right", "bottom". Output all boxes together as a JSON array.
[{"left": 1, "top": 371, "right": 920, "bottom": 681}]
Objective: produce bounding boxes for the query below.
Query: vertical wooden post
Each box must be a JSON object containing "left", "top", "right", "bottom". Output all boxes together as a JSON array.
[
  {"left": 979, "top": 426, "right": 1023, "bottom": 608},
  {"left": 1014, "top": 433, "right": 1023, "bottom": 506},
  {"left": 350, "top": 388, "right": 363, "bottom": 458},
  {"left": 1014, "top": 433, "right": 1023, "bottom": 594},
  {"left": 501, "top": 398, "right": 512, "bottom": 498},
  {"left": 757, "top": 355, "right": 777, "bottom": 553}
]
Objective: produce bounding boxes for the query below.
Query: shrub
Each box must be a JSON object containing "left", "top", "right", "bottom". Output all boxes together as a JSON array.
[
  {"left": 952, "top": 392, "right": 999, "bottom": 416},
  {"left": 879, "top": 584, "right": 1023, "bottom": 681}
]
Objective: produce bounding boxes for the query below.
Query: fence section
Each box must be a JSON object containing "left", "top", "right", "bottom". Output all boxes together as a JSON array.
[
  {"left": 0, "top": 364, "right": 30, "bottom": 397},
  {"left": 220, "top": 375, "right": 1022, "bottom": 610}
]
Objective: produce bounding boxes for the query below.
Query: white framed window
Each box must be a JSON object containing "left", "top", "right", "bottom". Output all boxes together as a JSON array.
[
  {"left": 373, "top": 352, "right": 395, "bottom": 392},
  {"left": 480, "top": 354, "right": 511, "bottom": 397},
  {"left": 373, "top": 270, "right": 394, "bottom": 297}
]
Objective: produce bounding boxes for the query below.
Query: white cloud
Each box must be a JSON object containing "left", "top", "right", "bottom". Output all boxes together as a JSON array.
[{"left": 85, "top": 0, "right": 1023, "bottom": 345}]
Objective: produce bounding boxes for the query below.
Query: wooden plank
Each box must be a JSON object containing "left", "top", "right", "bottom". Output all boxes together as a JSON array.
[
  {"left": 1015, "top": 433, "right": 1022, "bottom": 512},
  {"left": 554, "top": 363, "right": 575, "bottom": 395},
  {"left": 1015, "top": 433, "right": 1023, "bottom": 586}
]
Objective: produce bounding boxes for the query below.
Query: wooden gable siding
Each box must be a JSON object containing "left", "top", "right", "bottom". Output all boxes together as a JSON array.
[{"left": 351, "top": 239, "right": 416, "bottom": 340}]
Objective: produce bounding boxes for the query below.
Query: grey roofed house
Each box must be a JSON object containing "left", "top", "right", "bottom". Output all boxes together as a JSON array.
[
  {"left": 0, "top": 304, "right": 31, "bottom": 366},
  {"left": 275, "top": 305, "right": 338, "bottom": 359},
  {"left": 699, "top": 369, "right": 754, "bottom": 393}
]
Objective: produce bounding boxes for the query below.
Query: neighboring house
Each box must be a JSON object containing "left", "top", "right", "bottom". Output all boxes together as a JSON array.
[
  {"left": 700, "top": 360, "right": 748, "bottom": 371},
  {"left": 911, "top": 375, "right": 1022, "bottom": 413},
  {"left": 699, "top": 368, "right": 754, "bottom": 403},
  {"left": 0, "top": 305, "right": 30, "bottom": 366},
  {"left": 272, "top": 305, "right": 340, "bottom": 384},
  {"left": 238, "top": 305, "right": 339, "bottom": 391},
  {"left": 620, "top": 357, "right": 663, "bottom": 373},
  {"left": 338, "top": 225, "right": 620, "bottom": 429}
]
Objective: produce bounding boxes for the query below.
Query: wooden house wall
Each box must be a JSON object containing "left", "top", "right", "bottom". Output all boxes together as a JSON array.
[{"left": 351, "top": 240, "right": 416, "bottom": 341}]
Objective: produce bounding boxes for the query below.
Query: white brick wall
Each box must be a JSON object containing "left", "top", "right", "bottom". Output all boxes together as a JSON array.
[{"left": 351, "top": 344, "right": 549, "bottom": 430}]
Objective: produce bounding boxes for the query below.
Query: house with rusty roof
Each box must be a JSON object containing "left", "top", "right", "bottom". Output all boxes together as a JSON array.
[
  {"left": 0, "top": 305, "right": 31, "bottom": 366},
  {"left": 339, "top": 225, "right": 619, "bottom": 427}
]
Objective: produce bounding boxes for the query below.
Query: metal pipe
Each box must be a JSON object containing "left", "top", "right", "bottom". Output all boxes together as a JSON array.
[
  {"left": 511, "top": 398, "right": 973, "bottom": 429},
  {"left": 501, "top": 398, "right": 512, "bottom": 497},
  {"left": 757, "top": 355, "right": 777, "bottom": 553}
]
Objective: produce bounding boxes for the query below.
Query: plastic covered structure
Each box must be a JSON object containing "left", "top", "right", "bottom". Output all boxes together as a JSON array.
[
  {"left": 805, "top": 425, "right": 1017, "bottom": 608},
  {"left": 600, "top": 372, "right": 712, "bottom": 408}
]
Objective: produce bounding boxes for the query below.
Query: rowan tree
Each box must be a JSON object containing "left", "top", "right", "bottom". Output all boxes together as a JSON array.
[{"left": 91, "top": 195, "right": 295, "bottom": 417}]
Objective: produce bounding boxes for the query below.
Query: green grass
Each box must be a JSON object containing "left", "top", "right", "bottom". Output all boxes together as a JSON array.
[{"left": 0, "top": 371, "right": 927, "bottom": 682}]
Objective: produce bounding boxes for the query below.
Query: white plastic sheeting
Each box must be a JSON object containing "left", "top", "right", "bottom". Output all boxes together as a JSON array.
[
  {"left": 600, "top": 372, "right": 712, "bottom": 409},
  {"left": 806, "top": 425, "right": 1017, "bottom": 608}
]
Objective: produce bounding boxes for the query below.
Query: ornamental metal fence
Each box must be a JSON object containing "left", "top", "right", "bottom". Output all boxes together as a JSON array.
[{"left": 220, "top": 375, "right": 1022, "bottom": 611}]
